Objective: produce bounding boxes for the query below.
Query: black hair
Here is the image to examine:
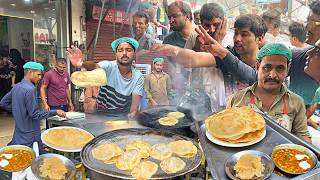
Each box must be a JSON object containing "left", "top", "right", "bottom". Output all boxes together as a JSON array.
[
  {"left": 133, "top": 11, "right": 150, "bottom": 24},
  {"left": 288, "top": 21, "right": 307, "bottom": 42},
  {"left": 56, "top": 57, "right": 67, "bottom": 64},
  {"left": 168, "top": 1, "right": 192, "bottom": 21},
  {"left": 193, "top": 10, "right": 200, "bottom": 19},
  {"left": 200, "top": 3, "right": 224, "bottom": 22},
  {"left": 262, "top": 9, "right": 281, "bottom": 28},
  {"left": 116, "top": 43, "right": 135, "bottom": 52},
  {"left": 309, "top": 0, "right": 320, "bottom": 15},
  {"left": 235, "top": 14, "right": 267, "bottom": 38}
]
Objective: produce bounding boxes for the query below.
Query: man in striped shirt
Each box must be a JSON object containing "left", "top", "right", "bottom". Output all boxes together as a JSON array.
[{"left": 67, "top": 37, "right": 144, "bottom": 119}]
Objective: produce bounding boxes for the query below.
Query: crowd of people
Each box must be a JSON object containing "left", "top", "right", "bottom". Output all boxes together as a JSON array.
[{"left": 1, "top": 0, "right": 320, "bottom": 151}]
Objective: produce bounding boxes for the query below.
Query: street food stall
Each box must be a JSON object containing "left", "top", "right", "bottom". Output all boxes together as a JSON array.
[{"left": 1, "top": 104, "right": 320, "bottom": 179}]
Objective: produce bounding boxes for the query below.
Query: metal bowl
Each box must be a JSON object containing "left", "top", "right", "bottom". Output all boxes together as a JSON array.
[
  {"left": 225, "top": 150, "right": 274, "bottom": 180},
  {"left": 0, "top": 145, "right": 35, "bottom": 172},
  {"left": 271, "top": 144, "right": 317, "bottom": 175},
  {"left": 31, "top": 153, "right": 76, "bottom": 180}
]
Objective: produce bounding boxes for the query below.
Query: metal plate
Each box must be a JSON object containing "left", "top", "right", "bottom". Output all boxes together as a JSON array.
[
  {"left": 80, "top": 128, "right": 202, "bottom": 179},
  {"left": 0, "top": 145, "right": 35, "bottom": 172},
  {"left": 41, "top": 126, "right": 94, "bottom": 152},
  {"left": 272, "top": 144, "right": 318, "bottom": 175},
  {"left": 136, "top": 106, "right": 194, "bottom": 129},
  {"left": 225, "top": 150, "right": 275, "bottom": 180},
  {"left": 31, "top": 153, "right": 76, "bottom": 180}
]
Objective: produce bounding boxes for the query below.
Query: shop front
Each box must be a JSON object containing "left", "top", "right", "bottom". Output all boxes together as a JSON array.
[{"left": 0, "top": 0, "right": 69, "bottom": 70}]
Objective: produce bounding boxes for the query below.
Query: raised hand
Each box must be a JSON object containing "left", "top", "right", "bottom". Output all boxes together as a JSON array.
[
  {"left": 195, "top": 25, "right": 228, "bottom": 58},
  {"left": 213, "top": 17, "right": 227, "bottom": 44},
  {"left": 66, "top": 45, "right": 83, "bottom": 67}
]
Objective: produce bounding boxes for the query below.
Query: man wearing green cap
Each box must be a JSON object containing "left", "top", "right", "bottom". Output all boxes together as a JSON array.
[
  {"left": 67, "top": 37, "right": 144, "bottom": 118},
  {"left": 144, "top": 57, "right": 171, "bottom": 106},
  {"left": 227, "top": 43, "right": 311, "bottom": 142},
  {"left": 0, "top": 61, "right": 66, "bottom": 150}
]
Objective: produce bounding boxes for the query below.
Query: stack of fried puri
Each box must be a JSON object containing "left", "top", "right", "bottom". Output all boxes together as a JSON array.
[{"left": 205, "top": 106, "right": 266, "bottom": 143}]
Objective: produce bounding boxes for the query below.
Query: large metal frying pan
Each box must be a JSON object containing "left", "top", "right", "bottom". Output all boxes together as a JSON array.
[
  {"left": 136, "top": 106, "right": 195, "bottom": 129},
  {"left": 80, "top": 128, "right": 202, "bottom": 179}
]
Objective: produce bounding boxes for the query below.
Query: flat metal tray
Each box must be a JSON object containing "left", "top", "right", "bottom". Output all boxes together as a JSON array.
[
  {"left": 197, "top": 114, "right": 320, "bottom": 180},
  {"left": 80, "top": 128, "right": 202, "bottom": 179}
]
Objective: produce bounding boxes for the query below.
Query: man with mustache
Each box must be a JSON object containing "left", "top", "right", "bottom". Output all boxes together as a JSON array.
[
  {"left": 162, "top": 1, "right": 194, "bottom": 103},
  {"left": 67, "top": 37, "right": 144, "bottom": 119},
  {"left": 228, "top": 43, "right": 311, "bottom": 142},
  {"left": 184, "top": 2, "right": 227, "bottom": 112},
  {"left": 132, "top": 11, "right": 156, "bottom": 51},
  {"left": 0, "top": 62, "right": 66, "bottom": 150},
  {"left": 40, "top": 58, "right": 74, "bottom": 114},
  {"left": 163, "top": 1, "right": 193, "bottom": 48},
  {"left": 289, "top": 0, "right": 320, "bottom": 129},
  {"left": 153, "top": 14, "right": 267, "bottom": 98},
  {"left": 144, "top": 57, "right": 171, "bottom": 106}
]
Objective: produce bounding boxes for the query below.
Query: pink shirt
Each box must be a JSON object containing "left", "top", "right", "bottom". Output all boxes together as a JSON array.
[{"left": 42, "top": 69, "right": 70, "bottom": 106}]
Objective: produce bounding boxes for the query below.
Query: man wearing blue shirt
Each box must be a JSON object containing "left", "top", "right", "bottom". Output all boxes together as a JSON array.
[
  {"left": 0, "top": 62, "right": 66, "bottom": 150},
  {"left": 67, "top": 37, "right": 144, "bottom": 119}
]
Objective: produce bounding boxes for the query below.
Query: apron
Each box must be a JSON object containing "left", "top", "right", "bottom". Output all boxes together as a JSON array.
[{"left": 250, "top": 94, "right": 292, "bottom": 131}]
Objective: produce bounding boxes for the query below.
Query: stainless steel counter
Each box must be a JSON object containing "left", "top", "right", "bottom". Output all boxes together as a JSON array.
[
  {"left": 197, "top": 114, "right": 320, "bottom": 180},
  {"left": 47, "top": 113, "right": 145, "bottom": 136}
]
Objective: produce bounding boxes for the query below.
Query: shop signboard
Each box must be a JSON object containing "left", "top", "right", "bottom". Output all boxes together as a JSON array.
[
  {"left": 34, "top": 28, "right": 56, "bottom": 44},
  {"left": 92, "top": 5, "right": 130, "bottom": 25}
]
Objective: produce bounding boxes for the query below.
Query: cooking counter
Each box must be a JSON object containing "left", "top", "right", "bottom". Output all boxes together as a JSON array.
[
  {"left": 47, "top": 112, "right": 320, "bottom": 180},
  {"left": 196, "top": 114, "right": 320, "bottom": 180},
  {"left": 47, "top": 113, "right": 145, "bottom": 137}
]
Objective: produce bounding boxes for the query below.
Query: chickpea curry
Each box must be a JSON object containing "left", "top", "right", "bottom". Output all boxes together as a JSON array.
[
  {"left": 272, "top": 148, "right": 314, "bottom": 174},
  {"left": 0, "top": 149, "right": 34, "bottom": 172}
]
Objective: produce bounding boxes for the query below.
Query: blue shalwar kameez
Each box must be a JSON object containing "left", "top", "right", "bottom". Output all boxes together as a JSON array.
[{"left": 0, "top": 79, "right": 57, "bottom": 150}]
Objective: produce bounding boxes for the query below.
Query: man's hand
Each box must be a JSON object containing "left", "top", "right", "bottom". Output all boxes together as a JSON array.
[
  {"left": 43, "top": 104, "right": 50, "bottom": 112},
  {"left": 150, "top": 44, "right": 180, "bottom": 57},
  {"left": 213, "top": 17, "right": 227, "bottom": 44},
  {"left": 128, "top": 111, "right": 137, "bottom": 120},
  {"left": 150, "top": 99, "right": 158, "bottom": 106},
  {"left": 66, "top": 45, "right": 83, "bottom": 67},
  {"left": 308, "top": 119, "right": 319, "bottom": 129},
  {"left": 195, "top": 25, "right": 228, "bottom": 59},
  {"left": 68, "top": 103, "right": 75, "bottom": 112},
  {"left": 56, "top": 110, "right": 66, "bottom": 118}
]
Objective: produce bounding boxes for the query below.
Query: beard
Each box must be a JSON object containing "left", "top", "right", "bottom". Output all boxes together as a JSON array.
[
  {"left": 170, "top": 21, "right": 186, "bottom": 32},
  {"left": 117, "top": 56, "right": 134, "bottom": 66},
  {"left": 208, "top": 31, "right": 215, "bottom": 37},
  {"left": 155, "top": 68, "right": 162, "bottom": 72}
]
